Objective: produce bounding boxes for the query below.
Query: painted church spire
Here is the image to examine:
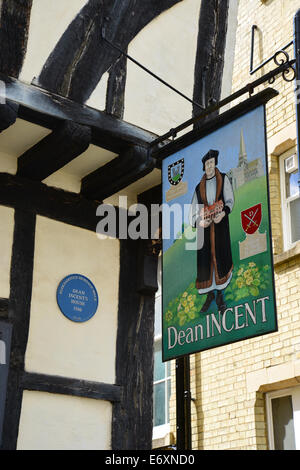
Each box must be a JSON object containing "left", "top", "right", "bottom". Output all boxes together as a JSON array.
[{"left": 238, "top": 129, "right": 248, "bottom": 167}]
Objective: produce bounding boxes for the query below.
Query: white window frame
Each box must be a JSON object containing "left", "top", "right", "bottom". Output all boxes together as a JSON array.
[
  {"left": 0, "top": 339, "right": 5, "bottom": 364},
  {"left": 152, "top": 256, "right": 171, "bottom": 441},
  {"left": 279, "top": 149, "right": 300, "bottom": 251},
  {"left": 266, "top": 386, "right": 300, "bottom": 450},
  {"left": 152, "top": 335, "right": 171, "bottom": 440}
]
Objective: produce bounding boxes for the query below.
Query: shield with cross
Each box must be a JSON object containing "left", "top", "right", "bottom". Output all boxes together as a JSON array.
[{"left": 241, "top": 203, "right": 262, "bottom": 235}]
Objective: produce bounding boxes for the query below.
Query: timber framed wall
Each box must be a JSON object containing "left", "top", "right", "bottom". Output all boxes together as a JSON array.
[
  {"left": 0, "top": 183, "right": 120, "bottom": 450},
  {"left": 0, "top": 0, "right": 233, "bottom": 450},
  {"left": 0, "top": 172, "right": 161, "bottom": 450}
]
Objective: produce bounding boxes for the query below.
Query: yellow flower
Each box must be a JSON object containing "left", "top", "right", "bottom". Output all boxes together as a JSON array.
[
  {"left": 249, "top": 262, "right": 256, "bottom": 268},
  {"left": 238, "top": 267, "right": 244, "bottom": 276},
  {"left": 182, "top": 300, "right": 187, "bottom": 307},
  {"left": 246, "top": 276, "right": 253, "bottom": 285},
  {"left": 244, "top": 270, "right": 251, "bottom": 278},
  {"left": 236, "top": 277, "right": 244, "bottom": 288},
  {"left": 187, "top": 295, "right": 193, "bottom": 301},
  {"left": 189, "top": 301, "right": 194, "bottom": 308},
  {"left": 184, "top": 306, "right": 190, "bottom": 313},
  {"left": 166, "top": 311, "right": 173, "bottom": 321},
  {"left": 182, "top": 292, "right": 188, "bottom": 298}
]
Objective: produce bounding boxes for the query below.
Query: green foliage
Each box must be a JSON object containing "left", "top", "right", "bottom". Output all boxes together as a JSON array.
[
  {"left": 225, "top": 261, "right": 270, "bottom": 302},
  {"left": 164, "top": 262, "right": 271, "bottom": 327},
  {"left": 164, "top": 282, "right": 205, "bottom": 327}
]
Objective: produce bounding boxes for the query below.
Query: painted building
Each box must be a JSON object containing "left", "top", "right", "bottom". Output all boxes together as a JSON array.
[
  {"left": 227, "top": 130, "right": 264, "bottom": 191},
  {"left": 0, "top": 0, "right": 299, "bottom": 452}
]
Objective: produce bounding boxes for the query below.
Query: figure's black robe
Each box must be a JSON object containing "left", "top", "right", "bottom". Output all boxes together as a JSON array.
[{"left": 194, "top": 168, "right": 233, "bottom": 290}]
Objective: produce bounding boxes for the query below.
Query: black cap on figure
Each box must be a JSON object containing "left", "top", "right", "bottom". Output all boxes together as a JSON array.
[{"left": 202, "top": 149, "right": 219, "bottom": 170}]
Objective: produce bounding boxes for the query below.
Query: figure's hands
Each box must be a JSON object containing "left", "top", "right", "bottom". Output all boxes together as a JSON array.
[
  {"left": 198, "top": 207, "right": 211, "bottom": 228},
  {"left": 213, "top": 211, "right": 225, "bottom": 224},
  {"left": 199, "top": 218, "right": 212, "bottom": 228}
]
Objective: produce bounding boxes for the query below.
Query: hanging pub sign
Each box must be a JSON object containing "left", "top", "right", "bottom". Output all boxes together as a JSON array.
[{"left": 162, "top": 103, "right": 277, "bottom": 361}]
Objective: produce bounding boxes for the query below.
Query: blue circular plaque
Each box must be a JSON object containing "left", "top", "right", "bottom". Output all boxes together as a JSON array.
[{"left": 56, "top": 274, "right": 98, "bottom": 323}]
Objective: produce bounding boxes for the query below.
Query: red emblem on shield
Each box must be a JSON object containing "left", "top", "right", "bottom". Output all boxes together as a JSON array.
[{"left": 241, "top": 204, "right": 262, "bottom": 235}]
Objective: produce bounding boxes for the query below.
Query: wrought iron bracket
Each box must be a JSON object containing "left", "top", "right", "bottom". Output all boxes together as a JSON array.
[
  {"left": 150, "top": 59, "right": 295, "bottom": 151},
  {"left": 101, "top": 28, "right": 206, "bottom": 111},
  {"left": 150, "top": 26, "right": 298, "bottom": 152},
  {"left": 250, "top": 24, "right": 296, "bottom": 83}
]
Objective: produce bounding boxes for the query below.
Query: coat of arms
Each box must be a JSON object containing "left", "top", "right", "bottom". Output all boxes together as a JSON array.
[
  {"left": 241, "top": 203, "right": 262, "bottom": 235},
  {"left": 165, "top": 158, "right": 187, "bottom": 202},
  {"left": 239, "top": 203, "right": 267, "bottom": 259},
  {"left": 168, "top": 159, "right": 184, "bottom": 186}
]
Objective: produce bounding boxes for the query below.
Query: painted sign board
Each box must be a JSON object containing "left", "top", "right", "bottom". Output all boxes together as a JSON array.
[
  {"left": 57, "top": 274, "right": 98, "bottom": 323},
  {"left": 0, "top": 322, "right": 12, "bottom": 446},
  {"left": 162, "top": 104, "right": 277, "bottom": 361}
]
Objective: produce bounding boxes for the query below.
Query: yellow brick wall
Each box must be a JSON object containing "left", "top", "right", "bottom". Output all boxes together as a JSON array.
[{"left": 169, "top": 0, "right": 300, "bottom": 450}]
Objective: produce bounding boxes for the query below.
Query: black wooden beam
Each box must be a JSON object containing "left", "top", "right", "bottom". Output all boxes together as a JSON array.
[
  {"left": 193, "top": 0, "right": 229, "bottom": 120},
  {"left": 0, "top": 172, "right": 101, "bottom": 231},
  {"left": 0, "top": 101, "right": 18, "bottom": 133},
  {"left": 112, "top": 239, "right": 156, "bottom": 450},
  {"left": 37, "top": 0, "right": 182, "bottom": 103},
  {"left": 106, "top": 49, "right": 128, "bottom": 119},
  {"left": 81, "top": 145, "right": 156, "bottom": 201},
  {"left": 17, "top": 120, "right": 91, "bottom": 181},
  {"left": 1, "top": 209, "right": 36, "bottom": 450},
  {"left": 0, "top": 299, "right": 9, "bottom": 320},
  {"left": 0, "top": 172, "right": 136, "bottom": 234},
  {"left": 20, "top": 372, "right": 122, "bottom": 403},
  {"left": 0, "top": 0, "right": 33, "bottom": 78},
  {"left": 0, "top": 73, "right": 157, "bottom": 154},
  {"left": 112, "top": 185, "right": 161, "bottom": 449}
]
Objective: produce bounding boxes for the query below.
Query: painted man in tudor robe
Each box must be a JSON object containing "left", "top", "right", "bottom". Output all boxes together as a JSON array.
[{"left": 189, "top": 149, "right": 235, "bottom": 314}]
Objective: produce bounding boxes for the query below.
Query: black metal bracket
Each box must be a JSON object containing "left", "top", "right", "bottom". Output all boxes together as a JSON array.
[
  {"left": 101, "top": 29, "right": 205, "bottom": 112},
  {"left": 150, "top": 59, "right": 295, "bottom": 151},
  {"left": 250, "top": 24, "right": 295, "bottom": 83},
  {"left": 184, "top": 390, "right": 196, "bottom": 402},
  {"left": 176, "top": 356, "right": 192, "bottom": 450}
]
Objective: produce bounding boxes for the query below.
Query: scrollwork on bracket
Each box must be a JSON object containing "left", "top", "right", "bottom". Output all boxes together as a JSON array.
[
  {"left": 267, "top": 49, "right": 296, "bottom": 84},
  {"left": 282, "top": 64, "right": 296, "bottom": 82},
  {"left": 273, "top": 49, "right": 290, "bottom": 67}
]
